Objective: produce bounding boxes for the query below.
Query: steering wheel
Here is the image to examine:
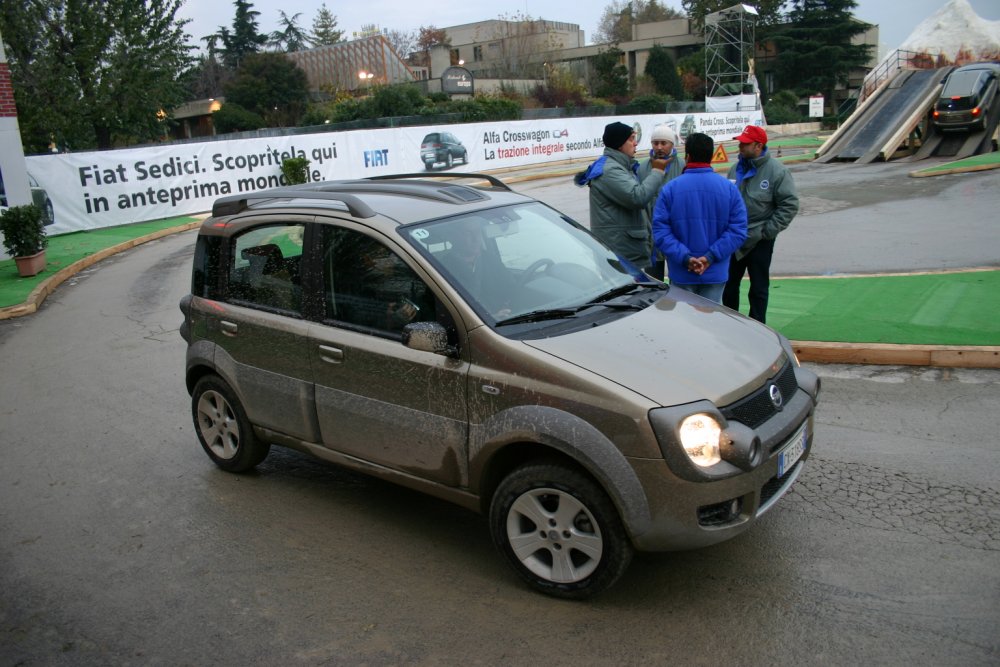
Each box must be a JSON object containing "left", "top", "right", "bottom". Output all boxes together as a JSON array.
[{"left": 518, "top": 258, "right": 554, "bottom": 285}]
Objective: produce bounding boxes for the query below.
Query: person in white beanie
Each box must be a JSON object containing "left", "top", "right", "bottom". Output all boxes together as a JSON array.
[{"left": 638, "top": 123, "right": 685, "bottom": 279}]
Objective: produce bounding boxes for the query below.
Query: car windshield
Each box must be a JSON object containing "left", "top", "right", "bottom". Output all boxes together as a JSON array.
[{"left": 403, "top": 202, "right": 643, "bottom": 324}]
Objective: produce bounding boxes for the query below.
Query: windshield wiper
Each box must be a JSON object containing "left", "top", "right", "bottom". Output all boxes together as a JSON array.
[
  {"left": 495, "top": 307, "right": 581, "bottom": 326},
  {"left": 495, "top": 281, "right": 668, "bottom": 326},
  {"left": 589, "top": 283, "right": 642, "bottom": 303}
]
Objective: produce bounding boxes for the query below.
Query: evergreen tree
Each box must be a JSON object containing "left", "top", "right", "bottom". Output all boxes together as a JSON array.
[
  {"left": 183, "top": 33, "right": 231, "bottom": 99},
  {"left": 223, "top": 52, "right": 309, "bottom": 127},
  {"left": 0, "top": 0, "right": 193, "bottom": 151},
  {"left": 217, "top": 0, "right": 267, "bottom": 69},
  {"left": 269, "top": 11, "right": 309, "bottom": 52},
  {"left": 645, "top": 45, "right": 683, "bottom": 98},
  {"left": 770, "top": 0, "right": 872, "bottom": 114},
  {"left": 310, "top": 3, "right": 343, "bottom": 46},
  {"left": 681, "top": 0, "right": 787, "bottom": 30},
  {"left": 591, "top": 46, "right": 630, "bottom": 101}
]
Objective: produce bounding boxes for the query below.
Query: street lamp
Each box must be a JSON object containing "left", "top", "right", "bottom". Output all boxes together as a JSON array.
[{"left": 358, "top": 70, "right": 374, "bottom": 90}]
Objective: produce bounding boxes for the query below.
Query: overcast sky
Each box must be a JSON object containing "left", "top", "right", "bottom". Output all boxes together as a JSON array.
[{"left": 176, "top": 0, "right": 1000, "bottom": 56}]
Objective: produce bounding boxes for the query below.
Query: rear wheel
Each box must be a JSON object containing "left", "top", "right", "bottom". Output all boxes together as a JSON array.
[
  {"left": 445, "top": 152, "right": 454, "bottom": 168},
  {"left": 191, "top": 375, "right": 270, "bottom": 472},
  {"left": 489, "top": 461, "right": 633, "bottom": 599}
]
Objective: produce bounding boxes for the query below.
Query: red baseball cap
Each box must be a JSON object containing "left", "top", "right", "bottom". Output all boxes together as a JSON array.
[{"left": 733, "top": 125, "right": 767, "bottom": 144}]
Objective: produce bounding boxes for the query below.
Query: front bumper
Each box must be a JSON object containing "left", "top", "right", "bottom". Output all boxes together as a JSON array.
[{"left": 630, "top": 385, "right": 817, "bottom": 552}]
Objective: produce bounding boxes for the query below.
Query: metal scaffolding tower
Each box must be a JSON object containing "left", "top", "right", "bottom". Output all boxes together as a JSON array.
[{"left": 704, "top": 4, "right": 758, "bottom": 99}]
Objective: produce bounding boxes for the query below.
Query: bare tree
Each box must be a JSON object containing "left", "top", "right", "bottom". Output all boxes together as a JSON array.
[
  {"left": 473, "top": 13, "right": 558, "bottom": 79},
  {"left": 595, "top": 0, "right": 683, "bottom": 44},
  {"left": 384, "top": 29, "right": 417, "bottom": 61},
  {"left": 413, "top": 26, "right": 449, "bottom": 67}
]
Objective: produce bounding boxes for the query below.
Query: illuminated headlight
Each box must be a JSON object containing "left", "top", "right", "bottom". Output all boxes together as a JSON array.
[{"left": 679, "top": 413, "right": 722, "bottom": 467}]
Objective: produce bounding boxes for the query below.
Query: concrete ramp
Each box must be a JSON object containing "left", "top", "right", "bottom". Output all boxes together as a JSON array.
[{"left": 817, "top": 67, "right": 953, "bottom": 163}]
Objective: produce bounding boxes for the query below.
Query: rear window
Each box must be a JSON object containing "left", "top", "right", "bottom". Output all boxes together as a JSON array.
[
  {"left": 422, "top": 134, "right": 440, "bottom": 144},
  {"left": 941, "top": 70, "right": 988, "bottom": 98}
]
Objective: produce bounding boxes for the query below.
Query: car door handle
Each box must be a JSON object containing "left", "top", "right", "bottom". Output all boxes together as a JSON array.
[
  {"left": 318, "top": 344, "right": 344, "bottom": 364},
  {"left": 220, "top": 320, "right": 238, "bottom": 337}
]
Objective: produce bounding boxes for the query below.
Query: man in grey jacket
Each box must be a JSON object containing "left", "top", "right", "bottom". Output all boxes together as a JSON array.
[
  {"left": 722, "top": 125, "right": 799, "bottom": 323},
  {"left": 575, "top": 121, "right": 668, "bottom": 273}
]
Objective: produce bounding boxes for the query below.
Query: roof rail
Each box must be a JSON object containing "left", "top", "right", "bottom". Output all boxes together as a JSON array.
[
  {"left": 211, "top": 189, "right": 377, "bottom": 218},
  {"left": 210, "top": 173, "right": 511, "bottom": 217},
  {"left": 367, "top": 172, "right": 512, "bottom": 190}
]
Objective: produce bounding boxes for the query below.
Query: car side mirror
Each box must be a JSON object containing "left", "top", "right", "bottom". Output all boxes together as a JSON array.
[{"left": 402, "top": 321, "right": 459, "bottom": 357}]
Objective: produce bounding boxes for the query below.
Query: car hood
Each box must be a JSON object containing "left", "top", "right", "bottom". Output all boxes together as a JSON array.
[{"left": 523, "top": 292, "right": 786, "bottom": 408}]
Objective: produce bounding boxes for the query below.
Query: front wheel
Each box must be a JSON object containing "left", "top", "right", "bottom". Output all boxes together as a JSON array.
[
  {"left": 489, "top": 461, "right": 633, "bottom": 599},
  {"left": 191, "top": 375, "right": 270, "bottom": 472}
]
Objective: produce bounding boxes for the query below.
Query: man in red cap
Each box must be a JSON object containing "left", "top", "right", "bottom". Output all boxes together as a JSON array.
[{"left": 722, "top": 124, "right": 799, "bottom": 323}]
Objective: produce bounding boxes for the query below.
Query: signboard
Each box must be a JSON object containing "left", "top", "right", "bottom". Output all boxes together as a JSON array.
[
  {"left": 809, "top": 95, "right": 824, "bottom": 118},
  {"left": 711, "top": 143, "right": 728, "bottom": 163},
  {"left": 441, "top": 67, "right": 474, "bottom": 95},
  {"left": 25, "top": 108, "right": 765, "bottom": 234}
]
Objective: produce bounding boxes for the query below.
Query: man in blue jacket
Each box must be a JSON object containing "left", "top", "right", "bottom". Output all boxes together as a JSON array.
[{"left": 652, "top": 133, "right": 747, "bottom": 303}]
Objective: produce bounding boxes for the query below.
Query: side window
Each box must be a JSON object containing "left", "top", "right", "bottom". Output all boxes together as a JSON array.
[
  {"left": 322, "top": 227, "right": 435, "bottom": 335},
  {"left": 228, "top": 223, "right": 304, "bottom": 313}
]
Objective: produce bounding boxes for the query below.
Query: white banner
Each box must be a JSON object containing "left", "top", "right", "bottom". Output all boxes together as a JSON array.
[{"left": 26, "top": 109, "right": 765, "bottom": 235}]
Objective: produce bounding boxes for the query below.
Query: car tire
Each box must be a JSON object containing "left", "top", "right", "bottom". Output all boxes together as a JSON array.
[
  {"left": 42, "top": 199, "right": 55, "bottom": 226},
  {"left": 424, "top": 161, "right": 434, "bottom": 171},
  {"left": 446, "top": 153, "right": 454, "bottom": 169},
  {"left": 191, "top": 375, "right": 270, "bottom": 472},
  {"left": 489, "top": 460, "right": 633, "bottom": 599},
  {"left": 461, "top": 149, "right": 468, "bottom": 164}
]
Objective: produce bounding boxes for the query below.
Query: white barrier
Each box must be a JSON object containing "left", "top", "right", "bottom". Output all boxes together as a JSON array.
[{"left": 27, "top": 110, "right": 765, "bottom": 235}]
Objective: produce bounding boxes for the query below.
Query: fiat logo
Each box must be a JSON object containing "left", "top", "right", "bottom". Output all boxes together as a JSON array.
[{"left": 769, "top": 384, "right": 783, "bottom": 409}]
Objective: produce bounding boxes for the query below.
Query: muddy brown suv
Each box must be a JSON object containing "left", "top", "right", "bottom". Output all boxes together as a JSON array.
[{"left": 180, "top": 174, "right": 820, "bottom": 598}]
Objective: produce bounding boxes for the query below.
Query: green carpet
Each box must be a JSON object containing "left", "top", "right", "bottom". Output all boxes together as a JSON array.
[
  {"left": 0, "top": 215, "right": 199, "bottom": 307},
  {"left": 758, "top": 271, "right": 1000, "bottom": 345}
]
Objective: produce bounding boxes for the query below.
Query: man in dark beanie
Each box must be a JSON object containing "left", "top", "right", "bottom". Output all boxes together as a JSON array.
[{"left": 575, "top": 121, "right": 669, "bottom": 273}]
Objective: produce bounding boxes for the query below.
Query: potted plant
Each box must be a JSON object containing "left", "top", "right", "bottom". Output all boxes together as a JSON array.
[{"left": 1, "top": 203, "right": 49, "bottom": 277}]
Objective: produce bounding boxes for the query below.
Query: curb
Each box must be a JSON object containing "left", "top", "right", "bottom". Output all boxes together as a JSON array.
[{"left": 0, "top": 221, "right": 202, "bottom": 320}]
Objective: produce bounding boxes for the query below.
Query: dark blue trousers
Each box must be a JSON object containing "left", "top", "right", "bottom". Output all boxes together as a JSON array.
[{"left": 723, "top": 239, "right": 775, "bottom": 323}]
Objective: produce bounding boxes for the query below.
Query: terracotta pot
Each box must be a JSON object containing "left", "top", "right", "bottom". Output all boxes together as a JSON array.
[{"left": 13, "top": 250, "right": 46, "bottom": 277}]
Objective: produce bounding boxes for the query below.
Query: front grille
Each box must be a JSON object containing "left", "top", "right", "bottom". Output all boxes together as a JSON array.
[{"left": 720, "top": 361, "right": 799, "bottom": 429}]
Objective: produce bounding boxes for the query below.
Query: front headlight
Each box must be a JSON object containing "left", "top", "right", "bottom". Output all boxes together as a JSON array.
[{"left": 679, "top": 413, "right": 722, "bottom": 467}]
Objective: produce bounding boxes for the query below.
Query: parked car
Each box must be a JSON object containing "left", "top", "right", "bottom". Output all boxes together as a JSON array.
[
  {"left": 0, "top": 173, "right": 54, "bottom": 226},
  {"left": 680, "top": 115, "right": 697, "bottom": 140},
  {"left": 933, "top": 62, "right": 1000, "bottom": 132},
  {"left": 29, "top": 174, "right": 55, "bottom": 226},
  {"left": 179, "top": 174, "right": 820, "bottom": 599},
  {"left": 420, "top": 131, "right": 468, "bottom": 170}
]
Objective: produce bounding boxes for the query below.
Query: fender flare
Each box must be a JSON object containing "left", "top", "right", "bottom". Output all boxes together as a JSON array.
[{"left": 472, "top": 405, "right": 653, "bottom": 539}]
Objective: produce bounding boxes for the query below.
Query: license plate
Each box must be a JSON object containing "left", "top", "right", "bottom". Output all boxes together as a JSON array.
[{"left": 778, "top": 427, "right": 807, "bottom": 477}]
